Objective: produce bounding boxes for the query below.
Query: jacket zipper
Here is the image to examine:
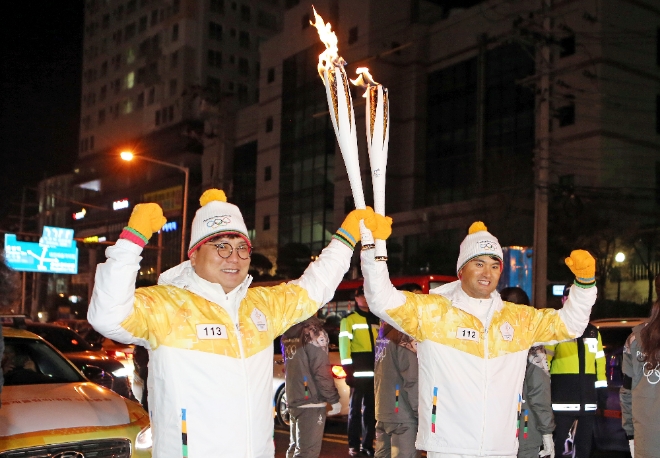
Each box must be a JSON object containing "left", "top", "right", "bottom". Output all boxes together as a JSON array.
[
  {"left": 233, "top": 288, "right": 253, "bottom": 458},
  {"left": 479, "top": 326, "right": 489, "bottom": 455}
]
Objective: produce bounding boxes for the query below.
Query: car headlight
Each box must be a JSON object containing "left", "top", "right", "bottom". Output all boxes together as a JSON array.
[
  {"left": 112, "top": 367, "right": 131, "bottom": 378},
  {"left": 135, "top": 425, "right": 152, "bottom": 450}
]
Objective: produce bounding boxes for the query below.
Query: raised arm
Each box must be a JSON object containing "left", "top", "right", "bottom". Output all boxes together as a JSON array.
[
  {"left": 360, "top": 215, "right": 443, "bottom": 340},
  {"left": 532, "top": 251, "right": 597, "bottom": 344},
  {"left": 261, "top": 208, "right": 377, "bottom": 335},
  {"left": 88, "top": 203, "right": 166, "bottom": 345}
]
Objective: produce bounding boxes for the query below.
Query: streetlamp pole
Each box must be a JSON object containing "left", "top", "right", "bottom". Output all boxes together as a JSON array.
[{"left": 120, "top": 152, "right": 189, "bottom": 264}]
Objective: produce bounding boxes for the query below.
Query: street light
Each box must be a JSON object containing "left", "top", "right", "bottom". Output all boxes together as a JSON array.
[
  {"left": 614, "top": 251, "right": 626, "bottom": 303},
  {"left": 120, "top": 151, "right": 189, "bottom": 264}
]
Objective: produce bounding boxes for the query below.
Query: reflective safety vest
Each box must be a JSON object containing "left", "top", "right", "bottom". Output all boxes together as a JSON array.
[
  {"left": 339, "top": 309, "right": 379, "bottom": 378},
  {"left": 546, "top": 323, "right": 606, "bottom": 414}
]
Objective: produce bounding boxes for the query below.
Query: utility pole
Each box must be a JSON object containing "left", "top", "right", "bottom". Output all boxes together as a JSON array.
[
  {"left": 475, "top": 34, "right": 488, "bottom": 195},
  {"left": 19, "top": 187, "right": 27, "bottom": 315},
  {"left": 533, "top": 0, "right": 552, "bottom": 308}
]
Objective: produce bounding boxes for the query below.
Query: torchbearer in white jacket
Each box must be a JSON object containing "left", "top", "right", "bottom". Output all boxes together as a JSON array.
[
  {"left": 360, "top": 219, "right": 597, "bottom": 458},
  {"left": 88, "top": 189, "right": 378, "bottom": 458}
]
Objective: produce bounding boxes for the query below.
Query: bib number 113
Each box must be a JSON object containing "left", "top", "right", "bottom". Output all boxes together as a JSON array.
[{"left": 196, "top": 324, "right": 228, "bottom": 340}]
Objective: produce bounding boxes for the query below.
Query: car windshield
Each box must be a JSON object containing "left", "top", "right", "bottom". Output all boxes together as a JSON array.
[
  {"left": 598, "top": 327, "right": 633, "bottom": 352},
  {"left": 2, "top": 337, "right": 85, "bottom": 386},
  {"left": 26, "top": 325, "right": 95, "bottom": 353}
]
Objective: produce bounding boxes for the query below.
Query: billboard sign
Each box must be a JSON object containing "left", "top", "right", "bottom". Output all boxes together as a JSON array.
[{"left": 4, "top": 226, "right": 78, "bottom": 274}]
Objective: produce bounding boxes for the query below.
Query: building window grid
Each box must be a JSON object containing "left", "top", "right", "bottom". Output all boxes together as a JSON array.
[
  {"left": 426, "top": 43, "right": 535, "bottom": 206},
  {"left": 278, "top": 47, "right": 336, "bottom": 254}
]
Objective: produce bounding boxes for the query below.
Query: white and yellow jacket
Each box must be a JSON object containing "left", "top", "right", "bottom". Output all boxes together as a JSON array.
[
  {"left": 361, "top": 250, "right": 597, "bottom": 457},
  {"left": 88, "top": 238, "right": 353, "bottom": 458}
]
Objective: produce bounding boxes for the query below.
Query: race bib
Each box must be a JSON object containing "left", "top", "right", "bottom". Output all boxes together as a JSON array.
[
  {"left": 196, "top": 324, "right": 228, "bottom": 340},
  {"left": 251, "top": 307, "right": 268, "bottom": 332},
  {"left": 456, "top": 327, "right": 479, "bottom": 342}
]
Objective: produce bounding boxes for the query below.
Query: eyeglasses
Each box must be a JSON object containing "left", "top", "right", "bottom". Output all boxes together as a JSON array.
[{"left": 206, "top": 241, "right": 252, "bottom": 260}]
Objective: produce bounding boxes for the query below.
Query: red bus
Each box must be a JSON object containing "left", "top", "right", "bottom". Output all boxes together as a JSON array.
[
  {"left": 250, "top": 274, "right": 457, "bottom": 319},
  {"left": 319, "top": 274, "right": 457, "bottom": 319}
]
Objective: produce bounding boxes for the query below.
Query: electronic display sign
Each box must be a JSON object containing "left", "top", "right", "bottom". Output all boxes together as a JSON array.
[{"left": 4, "top": 226, "right": 78, "bottom": 274}]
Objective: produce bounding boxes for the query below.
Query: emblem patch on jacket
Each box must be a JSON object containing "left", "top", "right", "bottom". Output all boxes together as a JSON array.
[
  {"left": 500, "top": 322, "right": 514, "bottom": 341},
  {"left": 251, "top": 307, "right": 268, "bottom": 331}
]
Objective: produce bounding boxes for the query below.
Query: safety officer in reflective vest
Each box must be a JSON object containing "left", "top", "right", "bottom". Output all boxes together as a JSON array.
[
  {"left": 546, "top": 286, "right": 607, "bottom": 458},
  {"left": 340, "top": 286, "right": 380, "bottom": 456}
]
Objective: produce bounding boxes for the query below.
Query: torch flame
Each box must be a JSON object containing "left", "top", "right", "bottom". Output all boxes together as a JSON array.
[
  {"left": 351, "top": 67, "right": 379, "bottom": 88},
  {"left": 311, "top": 7, "right": 345, "bottom": 78}
]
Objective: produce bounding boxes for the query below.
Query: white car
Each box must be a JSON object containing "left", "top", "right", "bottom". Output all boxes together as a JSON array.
[
  {"left": 273, "top": 337, "right": 350, "bottom": 426},
  {"left": 0, "top": 327, "right": 151, "bottom": 456}
]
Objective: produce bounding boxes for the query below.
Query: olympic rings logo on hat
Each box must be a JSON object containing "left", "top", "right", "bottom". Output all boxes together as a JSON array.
[
  {"left": 204, "top": 215, "right": 232, "bottom": 228},
  {"left": 477, "top": 240, "right": 499, "bottom": 251}
]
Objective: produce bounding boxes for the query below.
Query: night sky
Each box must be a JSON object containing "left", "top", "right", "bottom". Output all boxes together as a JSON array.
[{"left": 0, "top": 1, "right": 84, "bottom": 230}]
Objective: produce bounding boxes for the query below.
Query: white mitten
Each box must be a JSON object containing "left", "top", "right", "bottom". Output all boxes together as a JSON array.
[
  {"left": 328, "top": 402, "right": 341, "bottom": 415},
  {"left": 629, "top": 439, "right": 634, "bottom": 458},
  {"left": 539, "top": 434, "right": 555, "bottom": 458}
]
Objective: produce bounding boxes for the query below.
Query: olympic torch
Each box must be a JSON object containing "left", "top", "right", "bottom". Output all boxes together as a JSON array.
[
  {"left": 352, "top": 68, "right": 389, "bottom": 261},
  {"left": 310, "top": 8, "right": 375, "bottom": 250}
]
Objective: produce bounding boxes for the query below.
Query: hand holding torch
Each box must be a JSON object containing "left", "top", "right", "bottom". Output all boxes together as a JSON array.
[{"left": 311, "top": 8, "right": 375, "bottom": 249}]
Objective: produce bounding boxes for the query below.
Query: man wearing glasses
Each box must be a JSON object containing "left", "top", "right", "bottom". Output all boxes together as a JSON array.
[{"left": 89, "top": 188, "right": 378, "bottom": 458}]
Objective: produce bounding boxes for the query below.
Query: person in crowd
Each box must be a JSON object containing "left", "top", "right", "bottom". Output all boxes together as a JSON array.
[
  {"left": 2, "top": 344, "right": 50, "bottom": 385},
  {"left": 499, "top": 287, "right": 554, "bottom": 458},
  {"left": 88, "top": 188, "right": 380, "bottom": 458},
  {"left": 620, "top": 294, "right": 660, "bottom": 458},
  {"left": 373, "top": 283, "right": 422, "bottom": 458},
  {"left": 281, "top": 315, "right": 341, "bottom": 458},
  {"left": 545, "top": 284, "right": 606, "bottom": 458},
  {"left": 360, "top": 219, "right": 597, "bottom": 458},
  {"left": 340, "top": 286, "right": 380, "bottom": 456}
]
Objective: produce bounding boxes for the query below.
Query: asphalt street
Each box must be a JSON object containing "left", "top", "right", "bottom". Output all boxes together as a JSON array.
[{"left": 274, "top": 419, "right": 632, "bottom": 458}]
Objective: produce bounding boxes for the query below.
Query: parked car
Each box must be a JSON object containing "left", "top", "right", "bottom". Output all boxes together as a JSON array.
[
  {"left": 272, "top": 334, "right": 350, "bottom": 426},
  {"left": 0, "top": 327, "right": 151, "bottom": 456},
  {"left": 24, "top": 322, "right": 134, "bottom": 399},
  {"left": 591, "top": 317, "right": 646, "bottom": 452}
]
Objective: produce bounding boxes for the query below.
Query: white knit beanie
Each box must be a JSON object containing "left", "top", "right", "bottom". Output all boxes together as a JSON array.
[
  {"left": 456, "top": 221, "right": 503, "bottom": 274},
  {"left": 188, "top": 189, "right": 250, "bottom": 257}
]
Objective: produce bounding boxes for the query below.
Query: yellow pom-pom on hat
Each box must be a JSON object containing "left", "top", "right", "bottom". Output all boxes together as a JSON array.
[
  {"left": 456, "top": 220, "right": 503, "bottom": 274},
  {"left": 468, "top": 221, "right": 488, "bottom": 234},
  {"left": 199, "top": 188, "right": 227, "bottom": 207},
  {"left": 188, "top": 188, "right": 250, "bottom": 257}
]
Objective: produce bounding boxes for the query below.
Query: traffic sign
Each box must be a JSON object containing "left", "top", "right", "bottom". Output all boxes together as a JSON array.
[{"left": 4, "top": 226, "right": 78, "bottom": 274}]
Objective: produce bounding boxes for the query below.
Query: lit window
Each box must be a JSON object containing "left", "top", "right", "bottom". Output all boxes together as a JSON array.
[{"left": 126, "top": 72, "right": 135, "bottom": 89}]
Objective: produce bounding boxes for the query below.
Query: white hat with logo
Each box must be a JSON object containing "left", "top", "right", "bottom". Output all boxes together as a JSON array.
[
  {"left": 456, "top": 221, "right": 503, "bottom": 274},
  {"left": 188, "top": 189, "right": 250, "bottom": 257}
]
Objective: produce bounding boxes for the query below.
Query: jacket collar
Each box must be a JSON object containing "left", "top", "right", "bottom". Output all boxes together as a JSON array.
[
  {"left": 157, "top": 260, "right": 253, "bottom": 312},
  {"left": 429, "top": 279, "right": 503, "bottom": 321}
]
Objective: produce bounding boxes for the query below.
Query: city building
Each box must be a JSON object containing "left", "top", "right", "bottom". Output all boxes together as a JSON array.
[
  {"left": 36, "top": 0, "right": 660, "bottom": 313},
  {"left": 238, "top": 0, "right": 660, "bottom": 305}
]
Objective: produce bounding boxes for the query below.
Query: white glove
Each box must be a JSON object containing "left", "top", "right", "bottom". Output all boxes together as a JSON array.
[
  {"left": 328, "top": 402, "right": 341, "bottom": 415},
  {"left": 539, "top": 434, "right": 555, "bottom": 458},
  {"left": 629, "top": 439, "right": 634, "bottom": 458}
]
